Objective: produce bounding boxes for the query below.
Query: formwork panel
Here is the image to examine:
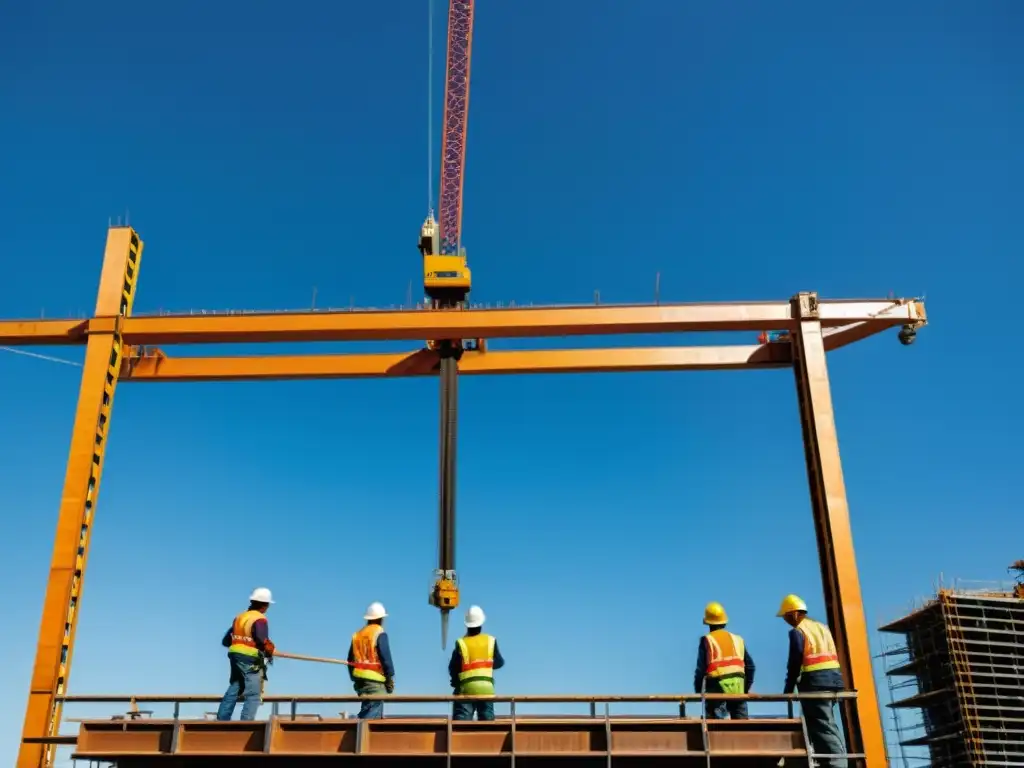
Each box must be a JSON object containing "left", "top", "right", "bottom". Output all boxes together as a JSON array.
[
  {"left": 177, "top": 721, "right": 267, "bottom": 753},
  {"left": 449, "top": 722, "right": 510, "bottom": 754},
  {"left": 364, "top": 719, "right": 448, "bottom": 754},
  {"left": 271, "top": 719, "right": 358, "bottom": 754},
  {"left": 513, "top": 721, "right": 604, "bottom": 753},
  {"left": 707, "top": 720, "right": 805, "bottom": 755},
  {"left": 77, "top": 720, "right": 173, "bottom": 754},
  {"left": 608, "top": 721, "right": 693, "bottom": 753}
]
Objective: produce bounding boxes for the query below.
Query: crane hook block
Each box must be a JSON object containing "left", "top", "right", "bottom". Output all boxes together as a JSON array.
[{"left": 429, "top": 570, "right": 460, "bottom": 611}]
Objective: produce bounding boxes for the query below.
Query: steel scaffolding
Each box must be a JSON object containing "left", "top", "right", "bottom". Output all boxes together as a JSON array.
[{"left": 880, "top": 582, "right": 1024, "bottom": 767}]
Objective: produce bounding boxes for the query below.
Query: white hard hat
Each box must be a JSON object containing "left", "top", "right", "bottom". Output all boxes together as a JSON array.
[
  {"left": 363, "top": 601, "right": 388, "bottom": 621},
  {"left": 464, "top": 605, "right": 486, "bottom": 628},
  {"left": 249, "top": 587, "right": 274, "bottom": 604}
]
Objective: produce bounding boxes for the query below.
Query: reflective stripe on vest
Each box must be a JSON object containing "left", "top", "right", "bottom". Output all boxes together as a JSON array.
[
  {"left": 704, "top": 630, "right": 745, "bottom": 679},
  {"left": 228, "top": 610, "right": 266, "bottom": 657},
  {"left": 457, "top": 634, "right": 496, "bottom": 685},
  {"left": 351, "top": 624, "right": 386, "bottom": 682},
  {"left": 797, "top": 618, "right": 841, "bottom": 673}
]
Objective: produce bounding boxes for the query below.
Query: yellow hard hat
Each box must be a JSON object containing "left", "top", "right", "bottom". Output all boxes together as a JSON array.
[
  {"left": 703, "top": 601, "right": 728, "bottom": 625},
  {"left": 777, "top": 594, "right": 808, "bottom": 617}
]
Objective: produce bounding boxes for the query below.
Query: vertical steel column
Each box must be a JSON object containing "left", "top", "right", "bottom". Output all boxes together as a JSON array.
[
  {"left": 437, "top": 345, "right": 459, "bottom": 648},
  {"left": 791, "top": 291, "right": 887, "bottom": 768},
  {"left": 18, "top": 227, "right": 143, "bottom": 768}
]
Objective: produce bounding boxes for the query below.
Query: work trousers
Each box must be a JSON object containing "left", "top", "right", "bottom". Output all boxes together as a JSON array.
[
  {"left": 453, "top": 700, "right": 495, "bottom": 721},
  {"left": 801, "top": 696, "right": 847, "bottom": 768},
  {"left": 706, "top": 699, "right": 748, "bottom": 720},
  {"left": 216, "top": 653, "right": 264, "bottom": 721},
  {"left": 704, "top": 676, "right": 748, "bottom": 720},
  {"left": 354, "top": 679, "right": 388, "bottom": 719},
  {"left": 453, "top": 681, "right": 496, "bottom": 721}
]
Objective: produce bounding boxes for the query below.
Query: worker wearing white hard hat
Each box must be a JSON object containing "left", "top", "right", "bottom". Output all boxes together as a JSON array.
[
  {"left": 776, "top": 594, "right": 847, "bottom": 767},
  {"left": 348, "top": 602, "right": 396, "bottom": 719},
  {"left": 216, "top": 587, "right": 276, "bottom": 722},
  {"left": 449, "top": 605, "right": 505, "bottom": 721},
  {"left": 693, "top": 602, "right": 755, "bottom": 721}
]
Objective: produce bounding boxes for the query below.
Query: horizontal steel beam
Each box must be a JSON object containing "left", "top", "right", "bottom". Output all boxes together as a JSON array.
[
  {"left": 119, "top": 345, "right": 792, "bottom": 382},
  {"left": 0, "top": 297, "right": 926, "bottom": 346},
  {"left": 822, "top": 321, "right": 902, "bottom": 351},
  {"left": 74, "top": 717, "right": 813, "bottom": 762},
  {"left": 0, "top": 319, "right": 87, "bottom": 345}
]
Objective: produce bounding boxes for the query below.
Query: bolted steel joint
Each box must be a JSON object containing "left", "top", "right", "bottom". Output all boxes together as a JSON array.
[
  {"left": 437, "top": 340, "right": 465, "bottom": 362},
  {"left": 792, "top": 292, "right": 820, "bottom": 320}
]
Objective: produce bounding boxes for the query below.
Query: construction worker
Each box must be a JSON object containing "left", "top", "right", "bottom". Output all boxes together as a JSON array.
[
  {"left": 449, "top": 605, "right": 505, "bottom": 721},
  {"left": 347, "top": 601, "right": 395, "bottom": 719},
  {"left": 777, "top": 594, "right": 847, "bottom": 768},
  {"left": 694, "top": 602, "right": 755, "bottom": 719},
  {"left": 216, "top": 587, "right": 276, "bottom": 721}
]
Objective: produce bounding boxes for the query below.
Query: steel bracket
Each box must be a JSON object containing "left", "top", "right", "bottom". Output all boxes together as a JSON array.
[{"left": 793, "top": 292, "right": 820, "bottom": 320}]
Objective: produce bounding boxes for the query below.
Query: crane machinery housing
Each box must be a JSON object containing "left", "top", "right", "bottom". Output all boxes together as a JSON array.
[{"left": 1, "top": 1, "right": 931, "bottom": 766}]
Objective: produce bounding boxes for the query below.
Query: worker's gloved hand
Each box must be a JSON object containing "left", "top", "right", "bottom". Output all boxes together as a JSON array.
[
  {"left": 385, "top": 677, "right": 395, "bottom": 694},
  {"left": 263, "top": 639, "right": 276, "bottom": 658}
]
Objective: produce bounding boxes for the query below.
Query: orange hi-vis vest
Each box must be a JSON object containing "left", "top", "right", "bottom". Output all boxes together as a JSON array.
[
  {"left": 351, "top": 624, "right": 387, "bottom": 682},
  {"left": 704, "top": 630, "right": 746, "bottom": 679},
  {"left": 228, "top": 610, "right": 267, "bottom": 657},
  {"left": 796, "top": 618, "right": 841, "bottom": 673},
  {"left": 456, "top": 633, "right": 496, "bottom": 692}
]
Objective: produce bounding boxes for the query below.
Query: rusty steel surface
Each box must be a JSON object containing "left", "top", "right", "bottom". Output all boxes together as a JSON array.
[
  {"left": 790, "top": 293, "right": 886, "bottom": 765},
  {"left": 118, "top": 344, "right": 793, "bottom": 382},
  {"left": 0, "top": 297, "right": 926, "bottom": 346},
  {"left": 71, "top": 717, "right": 810, "bottom": 764}
]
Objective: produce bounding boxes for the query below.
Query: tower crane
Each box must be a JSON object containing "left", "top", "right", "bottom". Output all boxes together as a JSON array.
[{"left": 418, "top": 0, "right": 475, "bottom": 648}]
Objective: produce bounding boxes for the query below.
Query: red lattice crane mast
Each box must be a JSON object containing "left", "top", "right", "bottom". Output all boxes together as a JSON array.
[
  {"left": 417, "top": 0, "right": 476, "bottom": 647},
  {"left": 437, "top": 1, "right": 473, "bottom": 259}
]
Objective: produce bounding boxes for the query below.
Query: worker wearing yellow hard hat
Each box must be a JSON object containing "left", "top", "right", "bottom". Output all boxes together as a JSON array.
[
  {"left": 348, "top": 602, "right": 396, "bottom": 720},
  {"left": 777, "top": 594, "right": 847, "bottom": 767},
  {"left": 693, "top": 602, "right": 755, "bottom": 720}
]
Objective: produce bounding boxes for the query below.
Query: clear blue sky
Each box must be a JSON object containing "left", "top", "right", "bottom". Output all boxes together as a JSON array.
[{"left": 1, "top": 1, "right": 1021, "bottom": 764}]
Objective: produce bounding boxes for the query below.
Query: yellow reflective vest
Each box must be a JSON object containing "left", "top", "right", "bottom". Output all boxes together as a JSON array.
[
  {"left": 796, "top": 618, "right": 841, "bottom": 673},
  {"left": 704, "top": 629, "right": 745, "bottom": 679},
  {"left": 456, "top": 633, "right": 496, "bottom": 694}
]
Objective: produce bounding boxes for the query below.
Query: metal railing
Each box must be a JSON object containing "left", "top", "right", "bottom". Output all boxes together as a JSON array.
[{"left": 49, "top": 691, "right": 867, "bottom": 766}]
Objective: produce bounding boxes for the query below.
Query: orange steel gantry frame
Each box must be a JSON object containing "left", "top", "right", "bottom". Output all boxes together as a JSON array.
[{"left": 3, "top": 226, "right": 927, "bottom": 768}]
